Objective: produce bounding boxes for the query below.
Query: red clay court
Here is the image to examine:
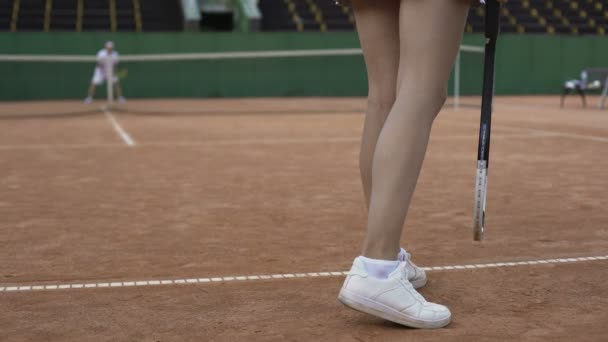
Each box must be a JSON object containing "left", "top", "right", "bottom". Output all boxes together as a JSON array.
[{"left": 0, "top": 96, "right": 607, "bottom": 341}]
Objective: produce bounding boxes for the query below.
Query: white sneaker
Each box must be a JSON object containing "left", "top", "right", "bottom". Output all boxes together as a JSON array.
[
  {"left": 399, "top": 248, "right": 427, "bottom": 289},
  {"left": 338, "top": 257, "right": 451, "bottom": 329},
  {"left": 118, "top": 96, "right": 127, "bottom": 103},
  {"left": 84, "top": 97, "right": 93, "bottom": 104}
]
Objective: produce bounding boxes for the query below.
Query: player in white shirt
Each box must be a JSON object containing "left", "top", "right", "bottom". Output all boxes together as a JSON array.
[{"left": 84, "top": 41, "right": 126, "bottom": 104}]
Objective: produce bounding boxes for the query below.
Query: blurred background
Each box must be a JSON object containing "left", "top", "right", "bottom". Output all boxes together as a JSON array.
[
  {"left": 0, "top": 0, "right": 606, "bottom": 103},
  {"left": 1, "top": 3, "right": 608, "bottom": 340}
]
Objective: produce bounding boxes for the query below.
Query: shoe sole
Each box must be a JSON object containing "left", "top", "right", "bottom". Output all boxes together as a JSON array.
[{"left": 338, "top": 288, "right": 451, "bottom": 329}]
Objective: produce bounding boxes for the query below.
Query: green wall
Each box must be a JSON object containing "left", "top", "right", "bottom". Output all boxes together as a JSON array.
[{"left": 0, "top": 32, "right": 607, "bottom": 100}]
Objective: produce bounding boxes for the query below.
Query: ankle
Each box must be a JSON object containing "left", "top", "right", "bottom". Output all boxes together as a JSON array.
[
  {"left": 359, "top": 256, "right": 399, "bottom": 279},
  {"left": 362, "top": 242, "right": 400, "bottom": 260}
]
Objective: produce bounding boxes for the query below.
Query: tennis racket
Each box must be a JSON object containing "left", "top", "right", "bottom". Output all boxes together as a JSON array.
[
  {"left": 473, "top": 0, "right": 501, "bottom": 241},
  {"left": 116, "top": 68, "right": 128, "bottom": 80}
]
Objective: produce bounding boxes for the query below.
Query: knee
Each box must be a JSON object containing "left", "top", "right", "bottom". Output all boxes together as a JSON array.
[
  {"left": 397, "top": 82, "right": 448, "bottom": 122},
  {"left": 422, "top": 83, "right": 448, "bottom": 116},
  {"left": 367, "top": 90, "right": 396, "bottom": 118}
]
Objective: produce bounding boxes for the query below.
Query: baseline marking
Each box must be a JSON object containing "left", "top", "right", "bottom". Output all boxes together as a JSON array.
[
  {"left": 446, "top": 120, "right": 608, "bottom": 144},
  {"left": 103, "top": 109, "right": 136, "bottom": 147},
  {"left": 1, "top": 255, "right": 605, "bottom": 293},
  {"left": 0, "top": 133, "right": 547, "bottom": 151},
  {"left": 501, "top": 126, "right": 608, "bottom": 143}
]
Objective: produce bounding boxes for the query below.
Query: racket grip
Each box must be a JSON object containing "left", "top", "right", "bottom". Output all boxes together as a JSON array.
[{"left": 473, "top": 161, "right": 488, "bottom": 241}]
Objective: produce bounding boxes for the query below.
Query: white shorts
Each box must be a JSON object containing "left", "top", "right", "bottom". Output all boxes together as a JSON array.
[{"left": 91, "top": 67, "right": 118, "bottom": 85}]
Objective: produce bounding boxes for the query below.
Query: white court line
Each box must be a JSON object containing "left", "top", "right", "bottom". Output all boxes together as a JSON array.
[
  {"left": 103, "top": 109, "right": 136, "bottom": 147},
  {"left": 501, "top": 126, "right": 608, "bottom": 143},
  {"left": 0, "top": 255, "right": 605, "bottom": 294},
  {"left": 0, "top": 133, "right": 549, "bottom": 151},
  {"left": 0, "top": 143, "right": 125, "bottom": 151},
  {"left": 147, "top": 133, "right": 542, "bottom": 147},
  {"left": 145, "top": 137, "right": 360, "bottom": 147},
  {"left": 494, "top": 101, "right": 608, "bottom": 115},
  {"left": 446, "top": 120, "right": 608, "bottom": 144}
]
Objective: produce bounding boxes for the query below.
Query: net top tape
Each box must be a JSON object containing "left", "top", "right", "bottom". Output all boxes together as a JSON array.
[{"left": 0, "top": 46, "right": 484, "bottom": 63}]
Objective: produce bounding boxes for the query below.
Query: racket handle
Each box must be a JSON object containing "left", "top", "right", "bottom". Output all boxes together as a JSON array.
[{"left": 473, "top": 162, "right": 488, "bottom": 241}]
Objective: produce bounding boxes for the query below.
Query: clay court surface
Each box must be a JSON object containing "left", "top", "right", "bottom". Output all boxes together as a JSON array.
[{"left": 0, "top": 96, "right": 607, "bottom": 341}]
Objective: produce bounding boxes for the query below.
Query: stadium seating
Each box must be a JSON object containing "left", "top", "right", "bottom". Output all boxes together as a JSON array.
[
  {"left": 1, "top": 0, "right": 182, "bottom": 32},
  {"left": 0, "top": 1, "right": 11, "bottom": 30},
  {"left": 82, "top": 0, "right": 111, "bottom": 31},
  {"left": 258, "top": 0, "right": 353, "bottom": 32},
  {"left": 258, "top": 0, "right": 607, "bottom": 35},
  {"left": 50, "top": 0, "right": 78, "bottom": 31},
  {"left": 1, "top": 0, "right": 606, "bottom": 34},
  {"left": 466, "top": 0, "right": 608, "bottom": 34},
  {"left": 140, "top": 1, "right": 182, "bottom": 31}
]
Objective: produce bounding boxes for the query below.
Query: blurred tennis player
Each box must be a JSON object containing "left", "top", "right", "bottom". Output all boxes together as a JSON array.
[
  {"left": 337, "top": 0, "right": 481, "bottom": 329},
  {"left": 84, "top": 41, "right": 126, "bottom": 104}
]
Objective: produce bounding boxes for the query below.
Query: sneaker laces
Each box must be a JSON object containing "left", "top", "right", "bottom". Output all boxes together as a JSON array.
[
  {"left": 400, "top": 250, "right": 421, "bottom": 273},
  {"left": 398, "top": 249, "right": 411, "bottom": 262},
  {"left": 397, "top": 262, "right": 426, "bottom": 303}
]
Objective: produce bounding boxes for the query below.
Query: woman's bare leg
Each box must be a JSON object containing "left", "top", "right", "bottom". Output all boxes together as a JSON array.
[
  {"left": 352, "top": 0, "right": 400, "bottom": 208},
  {"left": 340, "top": 0, "right": 471, "bottom": 328},
  {"left": 362, "top": 0, "right": 471, "bottom": 260}
]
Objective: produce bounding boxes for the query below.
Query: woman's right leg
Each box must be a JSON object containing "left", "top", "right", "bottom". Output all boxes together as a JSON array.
[
  {"left": 339, "top": 0, "right": 470, "bottom": 329},
  {"left": 363, "top": 0, "right": 471, "bottom": 260},
  {"left": 352, "top": 0, "right": 401, "bottom": 209}
]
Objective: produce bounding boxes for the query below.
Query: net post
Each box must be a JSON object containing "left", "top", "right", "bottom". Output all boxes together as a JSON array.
[
  {"left": 454, "top": 51, "right": 461, "bottom": 110},
  {"left": 105, "top": 56, "right": 114, "bottom": 105}
]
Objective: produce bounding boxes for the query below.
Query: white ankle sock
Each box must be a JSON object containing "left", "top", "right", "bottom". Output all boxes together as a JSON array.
[{"left": 360, "top": 256, "right": 399, "bottom": 279}]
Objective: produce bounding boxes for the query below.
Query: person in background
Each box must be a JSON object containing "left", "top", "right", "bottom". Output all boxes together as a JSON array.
[{"left": 84, "top": 41, "right": 127, "bottom": 104}]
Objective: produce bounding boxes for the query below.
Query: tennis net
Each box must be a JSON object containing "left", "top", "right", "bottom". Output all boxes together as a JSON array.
[{"left": 0, "top": 45, "right": 484, "bottom": 116}]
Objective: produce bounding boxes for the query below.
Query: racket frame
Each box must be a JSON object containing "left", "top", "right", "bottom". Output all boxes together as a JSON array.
[{"left": 473, "top": 0, "right": 501, "bottom": 241}]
